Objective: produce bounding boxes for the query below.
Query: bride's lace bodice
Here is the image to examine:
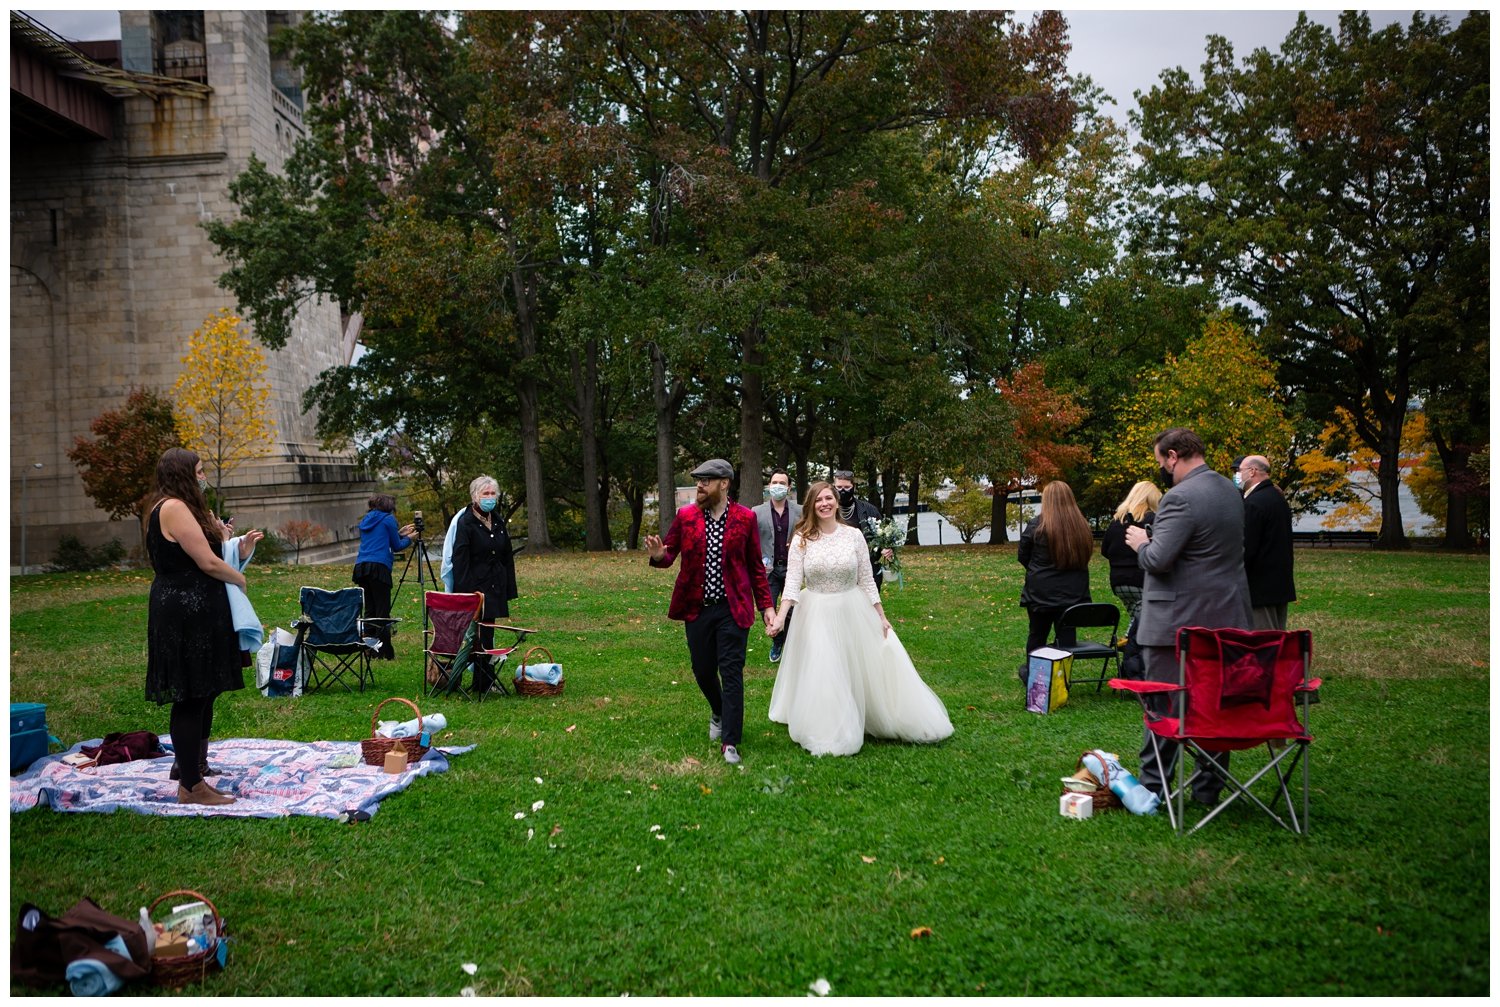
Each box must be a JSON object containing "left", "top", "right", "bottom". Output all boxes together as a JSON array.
[{"left": 783, "top": 524, "right": 880, "bottom": 607}]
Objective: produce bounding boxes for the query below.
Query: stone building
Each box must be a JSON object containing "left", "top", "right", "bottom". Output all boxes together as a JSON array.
[{"left": 10, "top": 11, "right": 375, "bottom": 569}]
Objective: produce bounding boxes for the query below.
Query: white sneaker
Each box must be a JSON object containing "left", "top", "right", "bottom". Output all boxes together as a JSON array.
[
  {"left": 722, "top": 744, "right": 741, "bottom": 765},
  {"left": 709, "top": 716, "right": 722, "bottom": 741}
]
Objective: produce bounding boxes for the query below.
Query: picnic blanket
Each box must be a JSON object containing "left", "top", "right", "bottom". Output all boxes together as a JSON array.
[{"left": 10, "top": 736, "right": 473, "bottom": 820}]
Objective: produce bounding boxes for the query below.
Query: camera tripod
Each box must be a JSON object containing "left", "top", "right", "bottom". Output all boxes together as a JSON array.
[{"left": 391, "top": 532, "right": 440, "bottom": 651}]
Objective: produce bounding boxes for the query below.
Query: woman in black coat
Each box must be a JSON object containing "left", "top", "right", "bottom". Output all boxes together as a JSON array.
[
  {"left": 1016, "top": 481, "right": 1093, "bottom": 682},
  {"left": 451, "top": 475, "right": 518, "bottom": 693},
  {"left": 1099, "top": 480, "right": 1162, "bottom": 623}
]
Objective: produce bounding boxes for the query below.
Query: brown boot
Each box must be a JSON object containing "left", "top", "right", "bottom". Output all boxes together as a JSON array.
[{"left": 177, "top": 781, "right": 235, "bottom": 806}]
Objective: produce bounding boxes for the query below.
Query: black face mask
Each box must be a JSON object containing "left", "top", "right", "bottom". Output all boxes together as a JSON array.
[
  {"left": 1158, "top": 465, "right": 1174, "bottom": 488},
  {"left": 837, "top": 487, "right": 856, "bottom": 507}
]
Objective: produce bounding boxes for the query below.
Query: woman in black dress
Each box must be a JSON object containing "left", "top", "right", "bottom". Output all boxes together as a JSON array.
[
  {"left": 145, "top": 448, "right": 259, "bottom": 806},
  {"left": 1016, "top": 480, "right": 1093, "bottom": 682},
  {"left": 451, "top": 474, "right": 518, "bottom": 693}
]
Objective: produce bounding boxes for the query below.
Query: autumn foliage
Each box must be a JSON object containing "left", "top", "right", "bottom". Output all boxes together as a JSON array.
[
  {"left": 66, "top": 387, "right": 182, "bottom": 530},
  {"left": 172, "top": 309, "right": 277, "bottom": 512},
  {"left": 277, "top": 519, "right": 328, "bottom": 562},
  {"left": 1094, "top": 316, "right": 1293, "bottom": 499}
]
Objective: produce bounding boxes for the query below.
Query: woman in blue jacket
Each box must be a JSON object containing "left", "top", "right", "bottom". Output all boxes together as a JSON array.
[{"left": 353, "top": 494, "right": 416, "bottom": 659}]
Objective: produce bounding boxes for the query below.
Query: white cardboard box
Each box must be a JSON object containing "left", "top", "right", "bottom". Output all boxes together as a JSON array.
[{"left": 1059, "top": 793, "right": 1094, "bottom": 819}]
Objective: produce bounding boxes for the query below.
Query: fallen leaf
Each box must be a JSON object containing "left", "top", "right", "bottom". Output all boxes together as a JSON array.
[
  {"left": 462, "top": 963, "right": 478, "bottom": 976},
  {"left": 684, "top": 756, "right": 702, "bottom": 767},
  {"left": 699, "top": 784, "right": 712, "bottom": 795},
  {"left": 550, "top": 823, "right": 562, "bottom": 837},
  {"left": 526, "top": 828, "right": 534, "bottom": 842},
  {"left": 534, "top": 777, "right": 544, "bottom": 785},
  {"left": 808, "top": 977, "right": 831, "bottom": 997},
  {"left": 513, "top": 812, "right": 526, "bottom": 820},
  {"left": 649, "top": 824, "right": 661, "bottom": 832},
  {"left": 910, "top": 926, "right": 932, "bottom": 939},
  {"left": 565, "top": 725, "right": 577, "bottom": 733},
  {"left": 860, "top": 855, "right": 877, "bottom": 864},
  {"left": 654, "top": 833, "right": 665, "bottom": 841},
  {"left": 532, "top": 800, "right": 545, "bottom": 812},
  {"left": 933, "top": 856, "right": 945, "bottom": 865},
  {"left": 461, "top": 987, "right": 476, "bottom": 997}
]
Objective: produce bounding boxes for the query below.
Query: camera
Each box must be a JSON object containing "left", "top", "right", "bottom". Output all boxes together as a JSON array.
[{"left": 412, "top": 510, "right": 425, "bottom": 536}]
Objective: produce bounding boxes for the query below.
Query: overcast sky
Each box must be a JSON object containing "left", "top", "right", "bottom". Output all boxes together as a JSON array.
[{"left": 21, "top": 8, "right": 1455, "bottom": 128}]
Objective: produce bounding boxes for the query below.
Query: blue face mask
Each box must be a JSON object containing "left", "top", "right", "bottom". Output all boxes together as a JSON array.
[
  {"left": 768, "top": 484, "right": 789, "bottom": 502},
  {"left": 478, "top": 497, "right": 497, "bottom": 513},
  {"left": 1233, "top": 472, "right": 1243, "bottom": 489}
]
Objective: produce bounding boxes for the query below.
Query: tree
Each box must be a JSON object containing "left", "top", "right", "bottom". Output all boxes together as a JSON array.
[
  {"left": 1133, "top": 11, "right": 1489, "bottom": 549},
  {"left": 927, "top": 478, "right": 992, "bottom": 544},
  {"left": 1093, "top": 316, "right": 1294, "bottom": 501},
  {"left": 277, "top": 519, "right": 328, "bottom": 563},
  {"left": 988, "top": 362, "right": 1089, "bottom": 539},
  {"left": 172, "top": 309, "right": 277, "bottom": 514},
  {"left": 66, "top": 388, "right": 182, "bottom": 547},
  {"left": 1299, "top": 407, "right": 1444, "bottom": 534}
]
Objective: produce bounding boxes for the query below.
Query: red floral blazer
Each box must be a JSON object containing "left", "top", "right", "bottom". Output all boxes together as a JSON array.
[{"left": 650, "top": 502, "right": 773, "bottom": 629}]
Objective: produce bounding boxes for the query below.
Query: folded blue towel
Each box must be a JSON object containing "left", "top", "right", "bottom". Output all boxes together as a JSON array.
[
  {"left": 65, "top": 935, "right": 129, "bottom": 996},
  {"left": 222, "top": 537, "right": 264, "bottom": 653},
  {"left": 515, "top": 661, "right": 563, "bottom": 686}
]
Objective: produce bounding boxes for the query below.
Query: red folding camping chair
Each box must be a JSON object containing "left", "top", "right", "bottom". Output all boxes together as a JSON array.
[
  {"left": 1110, "top": 627, "right": 1321, "bottom": 835},
  {"left": 422, "top": 591, "right": 537, "bottom": 701}
]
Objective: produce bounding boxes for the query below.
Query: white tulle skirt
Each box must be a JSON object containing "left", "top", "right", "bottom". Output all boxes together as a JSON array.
[{"left": 768, "top": 588, "right": 954, "bottom": 756}]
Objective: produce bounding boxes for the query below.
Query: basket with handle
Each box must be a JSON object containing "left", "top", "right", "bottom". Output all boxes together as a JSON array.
[
  {"left": 360, "top": 696, "right": 432, "bottom": 767},
  {"left": 148, "top": 888, "right": 225, "bottom": 988},
  {"left": 513, "top": 645, "right": 564, "bottom": 697},
  {"left": 1060, "top": 750, "right": 1123, "bottom": 811}
]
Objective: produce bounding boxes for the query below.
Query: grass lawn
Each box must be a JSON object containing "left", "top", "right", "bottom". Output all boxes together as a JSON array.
[{"left": 8, "top": 544, "right": 1490, "bottom": 995}]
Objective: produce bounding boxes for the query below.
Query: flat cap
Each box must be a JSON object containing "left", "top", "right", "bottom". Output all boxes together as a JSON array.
[{"left": 690, "top": 458, "right": 734, "bottom": 480}]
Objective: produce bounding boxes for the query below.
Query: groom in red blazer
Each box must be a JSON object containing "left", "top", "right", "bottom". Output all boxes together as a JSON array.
[{"left": 646, "top": 458, "right": 775, "bottom": 765}]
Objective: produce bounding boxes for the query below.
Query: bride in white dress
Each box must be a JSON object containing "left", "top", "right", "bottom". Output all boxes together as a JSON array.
[{"left": 766, "top": 482, "right": 953, "bottom": 756}]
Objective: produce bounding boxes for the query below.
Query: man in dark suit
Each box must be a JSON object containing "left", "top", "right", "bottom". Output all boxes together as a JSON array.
[
  {"left": 1125, "top": 428, "right": 1252, "bottom": 803},
  {"left": 833, "top": 469, "right": 891, "bottom": 592},
  {"left": 752, "top": 469, "right": 802, "bottom": 663},
  {"left": 1237, "top": 455, "right": 1296, "bottom": 630},
  {"left": 646, "top": 458, "right": 776, "bottom": 765}
]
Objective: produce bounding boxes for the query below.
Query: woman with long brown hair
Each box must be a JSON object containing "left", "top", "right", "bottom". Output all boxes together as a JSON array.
[
  {"left": 1016, "top": 480, "right": 1093, "bottom": 682},
  {"left": 766, "top": 481, "right": 952, "bottom": 756},
  {"left": 144, "top": 448, "right": 257, "bottom": 806}
]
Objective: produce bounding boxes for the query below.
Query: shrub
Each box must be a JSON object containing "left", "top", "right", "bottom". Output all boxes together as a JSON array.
[{"left": 50, "top": 536, "right": 126, "bottom": 572}]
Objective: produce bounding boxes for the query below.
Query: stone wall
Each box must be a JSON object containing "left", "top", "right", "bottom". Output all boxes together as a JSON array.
[{"left": 9, "top": 10, "right": 375, "bottom": 570}]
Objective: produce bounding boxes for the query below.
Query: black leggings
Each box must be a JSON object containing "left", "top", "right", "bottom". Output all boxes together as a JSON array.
[{"left": 169, "top": 696, "right": 216, "bottom": 789}]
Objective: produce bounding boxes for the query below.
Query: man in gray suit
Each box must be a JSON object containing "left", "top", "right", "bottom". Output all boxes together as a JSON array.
[
  {"left": 751, "top": 469, "right": 802, "bottom": 663},
  {"left": 1124, "top": 427, "right": 1252, "bottom": 803}
]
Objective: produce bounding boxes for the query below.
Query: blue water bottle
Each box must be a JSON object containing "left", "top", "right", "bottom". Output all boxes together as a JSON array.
[{"left": 1083, "top": 751, "right": 1160, "bottom": 816}]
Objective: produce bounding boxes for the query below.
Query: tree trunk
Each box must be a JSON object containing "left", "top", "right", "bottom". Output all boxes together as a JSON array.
[
  {"left": 625, "top": 484, "right": 644, "bottom": 551},
  {"left": 990, "top": 483, "right": 1009, "bottom": 543},
  {"left": 1373, "top": 416, "right": 1410, "bottom": 550},
  {"left": 651, "top": 341, "right": 679, "bottom": 535},
  {"left": 571, "top": 341, "right": 607, "bottom": 551},
  {"left": 512, "top": 261, "right": 552, "bottom": 551},
  {"left": 738, "top": 322, "right": 765, "bottom": 505},
  {"left": 906, "top": 470, "right": 920, "bottom": 546},
  {"left": 881, "top": 465, "right": 898, "bottom": 517},
  {"left": 1430, "top": 425, "right": 1476, "bottom": 549}
]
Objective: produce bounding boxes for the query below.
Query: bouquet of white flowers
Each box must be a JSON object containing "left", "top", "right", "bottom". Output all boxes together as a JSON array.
[{"left": 863, "top": 516, "right": 908, "bottom": 578}]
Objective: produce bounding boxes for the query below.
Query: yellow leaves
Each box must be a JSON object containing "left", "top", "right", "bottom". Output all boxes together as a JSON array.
[
  {"left": 910, "top": 926, "right": 933, "bottom": 939},
  {"left": 172, "top": 309, "right": 277, "bottom": 489}
]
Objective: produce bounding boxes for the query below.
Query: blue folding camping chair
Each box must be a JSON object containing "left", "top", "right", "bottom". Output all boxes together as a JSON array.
[{"left": 293, "top": 587, "right": 388, "bottom": 693}]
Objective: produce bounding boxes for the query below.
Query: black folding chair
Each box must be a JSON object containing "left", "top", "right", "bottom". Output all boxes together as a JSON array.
[
  {"left": 294, "top": 587, "right": 386, "bottom": 693},
  {"left": 1052, "top": 602, "right": 1121, "bottom": 694}
]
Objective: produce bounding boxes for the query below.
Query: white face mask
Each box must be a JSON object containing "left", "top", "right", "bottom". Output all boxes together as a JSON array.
[
  {"left": 768, "top": 484, "right": 789, "bottom": 502},
  {"left": 1233, "top": 472, "right": 1243, "bottom": 489}
]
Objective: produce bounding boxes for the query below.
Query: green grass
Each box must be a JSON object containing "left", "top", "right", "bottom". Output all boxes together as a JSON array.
[{"left": 8, "top": 545, "right": 1490, "bottom": 995}]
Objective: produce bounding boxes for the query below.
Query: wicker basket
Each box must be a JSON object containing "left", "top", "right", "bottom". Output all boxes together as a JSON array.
[
  {"left": 149, "top": 889, "right": 225, "bottom": 988},
  {"left": 360, "top": 697, "right": 432, "bottom": 767},
  {"left": 1061, "top": 750, "right": 1123, "bottom": 812},
  {"left": 513, "top": 645, "right": 564, "bottom": 697}
]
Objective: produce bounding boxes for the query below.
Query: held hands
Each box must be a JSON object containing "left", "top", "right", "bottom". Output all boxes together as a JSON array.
[
  {"left": 764, "top": 609, "right": 781, "bottom": 637},
  {"left": 1124, "top": 525, "right": 1149, "bottom": 552}
]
